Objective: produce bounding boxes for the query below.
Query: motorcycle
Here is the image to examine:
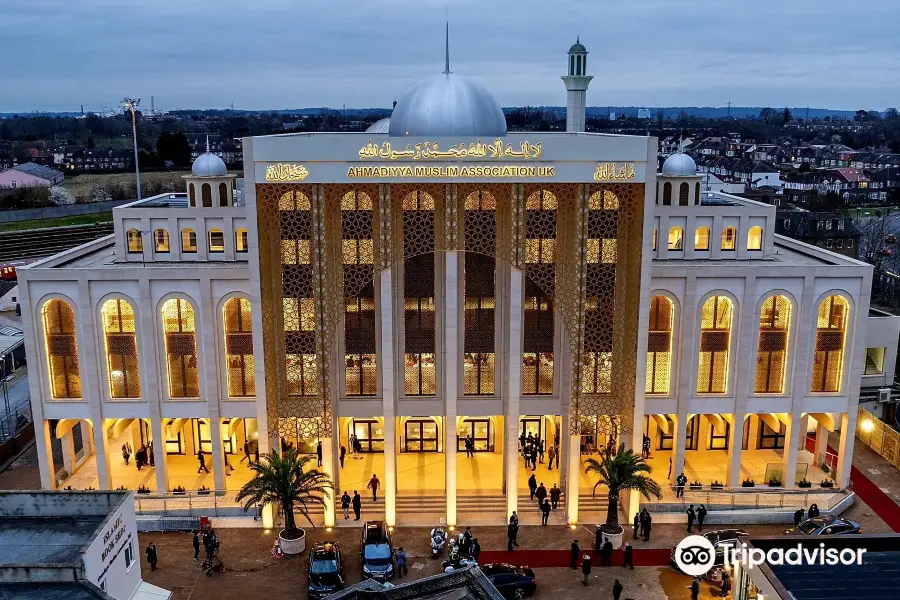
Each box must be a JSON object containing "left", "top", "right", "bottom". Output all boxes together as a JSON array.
[{"left": 430, "top": 527, "right": 447, "bottom": 558}]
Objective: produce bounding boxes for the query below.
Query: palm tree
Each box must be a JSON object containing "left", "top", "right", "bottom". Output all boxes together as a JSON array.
[
  {"left": 583, "top": 443, "right": 662, "bottom": 533},
  {"left": 236, "top": 448, "right": 332, "bottom": 537}
]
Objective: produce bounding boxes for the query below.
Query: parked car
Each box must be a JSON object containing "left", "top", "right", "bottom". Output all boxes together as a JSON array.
[
  {"left": 307, "top": 542, "right": 344, "bottom": 599},
  {"left": 480, "top": 563, "right": 537, "bottom": 599},
  {"left": 360, "top": 520, "right": 395, "bottom": 581},
  {"left": 670, "top": 529, "right": 750, "bottom": 573},
  {"left": 785, "top": 515, "right": 861, "bottom": 536}
]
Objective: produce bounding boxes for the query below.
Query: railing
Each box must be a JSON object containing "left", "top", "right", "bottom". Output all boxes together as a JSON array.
[
  {"left": 133, "top": 490, "right": 252, "bottom": 518},
  {"left": 644, "top": 485, "right": 848, "bottom": 511},
  {"left": 0, "top": 404, "right": 32, "bottom": 442}
]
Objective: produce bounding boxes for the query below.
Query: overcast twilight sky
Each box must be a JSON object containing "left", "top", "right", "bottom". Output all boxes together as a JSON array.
[{"left": 2, "top": 0, "right": 898, "bottom": 113}]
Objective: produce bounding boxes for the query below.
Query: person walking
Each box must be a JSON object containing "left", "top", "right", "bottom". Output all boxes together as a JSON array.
[
  {"left": 471, "top": 538, "right": 481, "bottom": 562},
  {"left": 690, "top": 576, "right": 700, "bottom": 600},
  {"left": 530, "top": 446, "right": 537, "bottom": 471},
  {"left": 642, "top": 434, "right": 651, "bottom": 458},
  {"left": 241, "top": 441, "right": 251, "bottom": 463},
  {"left": 507, "top": 521, "right": 517, "bottom": 552},
  {"left": 642, "top": 509, "right": 652, "bottom": 542},
  {"left": 547, "top": 444, "right": 556, "bottom": 470},
  {"left": 340, "top": 445, "right": 346, "bottom": 468},
  {"left": 197, "top": 449, "right": 209, "bottom": 473},
  {"left": 316, "top": 440, "right": 323, "bottom": 467},
  {"left": 550, "top": 484, "right": 561, "bottom": 510},
  {"left": 146, "top": 542, "right": 158, "bottom": 571},
  {"left": 367, "top": 474, "right": 380, "bottom": 502},
  {"left": 676, "top": 473, "right": 687, "bottom": 498},
  {"left": 192, "top": 531, "right": 200, "bottom": 561},
  {"left": 341, "top": 491, "right": 351, "bottom": 520},
  {"left": 352, "top": 490, "right": 362, "bottom": 521},
  {"left": 697, "top": 504, "right": 707, "bottom": 532},
  {"left": 528, "top": 474, "right": 538, "bottom": 501},
  {"left": 613, "top": 578, "right": 624, "bottom": 600},
  {"left": 540, "top": 499, "right": 551, "bottom": 526},
  {"left": 349, "top": 433, "right": 357, "bottom": 453},
  {"left": 633, "top": 512, "right": 641, "bottom": 540},
  {"left": 535, "top": 482, "right": 548, "bottom": 507},
  {"left": 396, "top": 547, "right": 407, "bottom": 578},
  {"left": 686, "top": 504, "right": 696, "bottom": 533},
  {"left": 122, "top": 443, "right": 131, "bottom": 466},
  {"left": 538, "top": 439, "right": 545, "bottom": 463},
  {"left": 601, "top": 539, "right": 613, "bottom": 566},
  {"left": 581, "top": 553, "right": 592, "bottom": 586},
  {"left": 570, "top": 540, "right": 580, "bottom": 569},
  {"left": 623, "top": 542, "right": 634, "bottom": 569}
]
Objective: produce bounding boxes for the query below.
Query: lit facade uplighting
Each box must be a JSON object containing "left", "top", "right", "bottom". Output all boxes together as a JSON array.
[{"left": 861, "top": 419, "right": 875, "bottom": 433}]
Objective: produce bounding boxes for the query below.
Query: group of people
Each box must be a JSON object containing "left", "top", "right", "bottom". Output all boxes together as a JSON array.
[
  {"left": 570, "top": 541, "right": 627, "bottom": 596},
  {"left": 444, "top": 526, "right": 481, "bottom": 570},
  {"left": 686, "top": 504, "right": 708, "bottom": 533},
  {"left": 526, "top": 475, "right": 562, "bottom": 525},
  {"left": 794, "top": 503, "right": 820, "bottom": 526},
  {"left": 338, "top": 474, "right": 381, "bottom": 521},
  {"left": 519, "top": 432, "right": 559, "bottom": 470},
  {"left": 632, "top": 508, "right": 653, "bottom": 541},
  {"left": 121, "top": 442, "right": 154, "bottom": 470}
]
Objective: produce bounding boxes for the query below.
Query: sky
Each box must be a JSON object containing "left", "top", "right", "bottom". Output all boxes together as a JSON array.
[{"left": 2, "top": 0, "right": 899, "bottom": 113}]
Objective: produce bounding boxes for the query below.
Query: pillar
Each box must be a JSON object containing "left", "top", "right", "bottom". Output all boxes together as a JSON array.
[
  {"left": 814, "top": 421, "right": 829, "bottom": 467},
  {"left": 209, "top": 417, "right": 226, "bottom": 490},
  {"left": 91, "top": 418, "right": 112, "bottom": 490},
  {"left": 444, "top": 251, "right": 459, "bottom": 527},
  {"left": 505, "top": 268, "right": 524, "bottom": 519},
  {"left": 38, "top": 420, "right": 56, "bottom": 489},
  {"left": 672, "top": 414, "right": 686, "bottom": 485},
  {"left": 836, "top": 410, "right": 858, "bottom": 488},
  {"left": 566, "top": 433, "right": 580, "bottom": 524},
  {"left": 798, "top": 414, "right": 810, "bottom": 452},
  {"left": 151, "top": 417, "right": 168, "bottom": 491},
  {"left": 321, "top": 437, "right": 335, "bottom": 527},
  {"left": 781, "top": 412, "right": 801, "bottom": 488},
  {"left": 727, "top": 413, "right": 745, "bottom": 487},
  {"left": 380, "top": 268, "right": 397, "bottom": 527},
  {"left": 61, "top": 429, "right": 76, "bottom": 474}
]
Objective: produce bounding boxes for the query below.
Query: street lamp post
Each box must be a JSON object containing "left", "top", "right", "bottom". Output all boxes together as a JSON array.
[{"left": 123, "top": 97, "right": 142, "bottom": 201}]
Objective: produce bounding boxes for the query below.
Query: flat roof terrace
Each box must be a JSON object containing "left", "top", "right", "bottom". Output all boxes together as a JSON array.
[{"left": 0, "top": 516, "right": 105, "bottom": 566}]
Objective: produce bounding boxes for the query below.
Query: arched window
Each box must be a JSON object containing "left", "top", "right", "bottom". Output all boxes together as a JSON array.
[
  {"left": 154, "top": 229, "right": 169, "bottom": 252},
  {"left": 189, "top": 183, "right": 196, "bottom": 207},
  {"left": 569, "top": 54, "right": 575, "bottom": 76},
  {"left": 218, "top": 182, "right": 228, "bottom": 207},
  {"left": 695, "top": 226, "right": 710, "bottom": 250},
  {"left": 576, "top": 55, "right": 582, "bottom": 75},
  {"left": 755, "top": 295, "right": 791, "bottom": 394},
  {"left": 695, "top": 182, "right": 701, "bottom": 205},
  {"left": 42, "top": 299, "right": 81, "bottom": 399},
  {"left": 126, "top": 229, "right": 142, "bottom": 253},
  {"left": 522, "top": 190, "right": 557, "bottom": 396},
  {"left": 181, "top": 229, "right": 197, "bottom": 253},
  {"left": 208, "top": 228, "right": 224, "bottom": 253},
  {"left": 161, "top": 298, "right": 200, "bottom": 398},
  {"left": 663, "top": 182, "right": 672, "bottom": 205},
  {"left": 747, "top": 226, "right": 763, "bottom": 251},
  {"left": 697, "top": 295, "right": 732, "bottom": 394},
  {"left": 101, "top": 298, "right": 140, "bottom": 398},
  {"left": 646, "top": 296, "right": 674, "bottom": 394},
  {"left": 721, "top": 226, "right": 736, "bottom": 250},
  {"left": 223, "top": 297, "right": 255, "bottom": 397},
  {"left": 811, "top": 295, "right": 849, "bottom": 393},
  {"left": 235, "top": 228, "right": 248, "bottom": 253},
  {"left": 668, "top": 226, "right": 684, "bottom": 250},
  {"left": 201, "top": 183, "right": 212, "bottom": 208},
  {"left": 679, "top": 182, "right": 690, "bottom": 206}
]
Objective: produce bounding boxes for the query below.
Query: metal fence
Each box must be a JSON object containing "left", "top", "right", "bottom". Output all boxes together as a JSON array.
[
  {"left": 0, "top": 199, "right": 131, "bottom": 223},
  {"left": 0, "top": 403, "right": 31, "bottom": 442},
  {"left": 133, "top": 491, "right": 253, "bottom": 518},
  {"left": 645, "top": 486, "right": 848, "bottom": 511}
]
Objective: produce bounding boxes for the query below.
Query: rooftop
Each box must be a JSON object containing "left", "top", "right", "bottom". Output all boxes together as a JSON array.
[
  {"left": 7, "top": 162, "right": 63, "bottom": 181},
  {"left": 0, "top": 516, "right": 105, "bottom": 566},
  {"left": 0, "top": 582, "right": 110, "bottom": 600}
]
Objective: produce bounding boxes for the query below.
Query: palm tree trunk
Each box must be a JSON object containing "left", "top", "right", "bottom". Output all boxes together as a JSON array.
[
  {"left": 606, "top": 489, "right": 619, "bottom": 529},
  {"left": 283, "top": 501, "right": 296, "bottom": 532}
]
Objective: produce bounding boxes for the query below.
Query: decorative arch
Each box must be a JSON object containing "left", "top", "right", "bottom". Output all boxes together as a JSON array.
[
  {"left": 694, "top": 182, "right": 701, "bottom": 205},
  {"left": 126, "top": 228, "right": 142, "bottom": 253},
  {"left": 679, "top": 182, "right": 690, "bottom": 206},
  {"left": 189, "top": 183, "right": 196, "bottom": 207},
  {"left": 159, "top": 296, "right": 201, "bottom": 398},
  {"left": 40, "top": 296, "right": 81, "bottom": 399},
  {"left": 663, "top": 182, "right": 672, "bottom": 205},
  {"left": 747, "top": 226, "right": 763, "bottom": 251},
  {"left": 667, "top": 226, "right": 684, "bottom": 250},
  {"left": 646, "top": 294, "right": 675, "bottom": 395},
  {"left": 154, "top": 229, "right": 170, "bottom": 252},
  {"left": 181, "top": 228, "right": 197, "bottom": 253},
  {"left": 218, "top": 182, "right": 229, "bottom": 207},
  {"left": 811, "top": 293, "right": 850, "bottom": 393},
  {"left": 754, "top": 294, "right": 792, "bottom": 394},
  {"left": 100, "top": 296, "right": 141, "bottom": 399},
  {"left": 696, "top": 293, "right": 735, "bottom": 394},
  {"left": 694, "top": 226, "right": 710, "bottom": 250},
  {"left": 222, "top": 295, "right": 255, "bottom": 397},
  {"left": 201, "top": 183, "right": 212, "bottom": 207}
]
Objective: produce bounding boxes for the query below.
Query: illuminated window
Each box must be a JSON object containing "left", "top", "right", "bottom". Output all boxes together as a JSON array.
[
  {"left": 181, "top": 229, "right": 197, "bottom": 253},
  {"left": 201, "top": 183, "right": 212, "bottom": 207},
  {"left": 154, "top": 229, "right": 169, "bottom": 252},
  {"left": 811, "top": 295, "right": 848, "bottom": 393},
  {"left": 464, "top": 255, "right": 496, "bottom": 395},
  {"left": 189, "top": 183, "right": 196, "bottom": 207},
  {"left": 524, "top": 189, "right": 557, "bottom": 210},
  {"left": 223, "top": 297, "right": 255, "bottom": 397},
  {"left": 582, "top": 351, "right": 612, "bottom": 394},
  {"left": 283, "top": 297, "right": 315, "bottom": 332},
  {"left": 747, "top": 226, "right": 763, "bottom": 251},
  {"left": 126, "top": 229, "right": 142, "bottom": 253},
  {"left": 278, "top": 190, "right": 312, "bottom": 211},
  {"left": 403, "top": 192, "right": 436, "bottom": 396},
  {"left": 404, "top": 297, "right": 436, "bottom": 396},
  {"left": 101, "top": 298, "right": 140, "bottom": 399},
  {"left": 523, "top": 190, "right": 556, "bottom": 395},
  {"left": 286, "top": 354, "right": 318, "bottom": 396},
  {"left": 586, "top": 239, "right": 617, "bottom": 264},
  {"left": 342, "top": 190, "right": 377, "bottom": 396},
  {"left": 345, "top": 297, "right": 377, "bottom": 396},
  {"left": 522, "top": 295, "right": 554, "bottom": 394},
  {"left": 668, "top": 226, "right": 684, "bottom": 250},
  {"left": 523, "top": 351, "right": 554, "bottom": 395},
  {"left": 341, "top": 190, "right": 374, "bottom": 211},
  {"left": 694, "top": 226, "right": 710, "bottom": 250},
  {"left": 281, "top": 239, "right": 311, "bottom": 264},
  {"left": 721, "top": 227, "right": 736, "bottom": 250},
  {"left": 652, "top": 228, "right": 657, "bottom": 250},
  {"left": 679, "top": 182, "right": 690, "bottom": 206},
  {"left": 235, "top": 228, "right": 248, "bottom": 253},
  {"left": 525, "top": 239, "right": 555, "bottom": 263},
  {"left": 663, "top": 182, "right": 672, "bottom": 205},
  {"left": 218, "top": 182, "right": 228, "bottom": 207},
  {"left": 208, "top": 229, "right": 224, "bottom": 253},
  {"left": 646, "top": 296, "right": 673, "bottom": 394},
  {"left": 42, "top": 299, "right": 81, "bottom": 399},
  {"left": 345, "top": 353, "right": 377, "bottom": 396},
  {"left": 755, "top": 295, "right": 791, "bottom": 394},
  {"left": 697, "top": 295, "right": 732, "bottom": 394},
  {"left": 161, "top": 298, "right": 200, "bottom": 398},
  {"left": 342, "top": 239, "right": 374, "bottom": 265},
  {"left": 588, "top": 190, "right": 619, "bottom": 210},
  {"left": 402, "top": 191, "right": 435, "bottom": 210}
]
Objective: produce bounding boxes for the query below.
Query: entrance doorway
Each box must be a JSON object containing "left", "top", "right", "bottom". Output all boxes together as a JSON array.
[
  {"left": 352, "top": 419, "right": 385, "bottom": 452},
  {"left": 404, "top": 419, "right": 439, "bottom": 452},
  {"left": 458, "top": 418, "right": 492, "bottom": 452},
  {"left": 520, "top": 417, "right": 542, "bottom": 444}
]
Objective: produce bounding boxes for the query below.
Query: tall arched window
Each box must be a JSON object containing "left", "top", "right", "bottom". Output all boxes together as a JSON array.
[
  {"left": 522, "top": 190, "right": 557, "bottom": 395},
  {"left": 721, "top": 226, "right": 736, "bottom": 250},
  {"left": 747, "top": 226, "right": 763, "bottom": 251},
  {"left": 576, "top": 55, "right": 582, "bottom": 75},
  {"left": 663, "top": 182, "right": 672, "bottom": 205},
  {"left": 126, "top": 229, "right": 142, "bottom": 253},
  {"left": 679, "top": 182, "right": 690, "bottom": 206},
  {"left": 223, "top": 297, "right": 255, "bottom": 397},
  {"left": 201, "top": 183, "right": 212, "bottom": 207},
  {"left": 755, "top": 295, "right": 791, "bottom": 394},
  {"left": 697, "top": 295, "right": 732, "bottom": 394},
  {"left": 463, "top": 191, "right": 497, "bottom": 395},
  {"left": 695, "top": 182, "right": 701, "bottom": 205},
  {"left": 101, "top": 298, "right": 140, "bottom": 398},
  {"left": 181, "top": 229, "right": 197, "bottom": 253},
  {"left": 646, "top": 296, "right": 674, "bottom": 394},
  {"left": 668, "top": 226, "right": 684, "bottom": 250},
  {"left": 218, "top": 182, "right": 228, "bottom": 207},
  {"left": 235, "top": 228, "right": 248, "bottom": 253},
  {"left": 695, "top": 226, "right": 710, "bottom": 250},
  {"left": 189, "top": 183, "right": 196, "bottom": 207},
  {"left": 161, "top": 298, "right": 200, "bottom": 398},
  {"left": 42, "top": 299, "right": 81, "bottom": 399},
  {"left": 154, "top": 229, "right": 170, "bottom": 252},
  {"left": 811, "top": 295, "right": 849, "bottom": 393}
]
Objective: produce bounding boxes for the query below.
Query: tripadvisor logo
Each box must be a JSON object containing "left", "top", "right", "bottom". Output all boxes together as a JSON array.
[{"left": 675, "top": 535, "right": 867, "bottom": 576}]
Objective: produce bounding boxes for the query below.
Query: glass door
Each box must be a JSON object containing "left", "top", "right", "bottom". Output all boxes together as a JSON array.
[
  {"left": 520, "top": 417, "right": 542, "bottom": 444},
  {"left": 458, "top": 419, "right": 491, "bottom": 451},
  {"left": 165, "top": 420, "right": 183, "bottom": 455},
  {"left": 405, "top": 420, "right": 439, "bottom": 452},
  {"left": 352, "top": 419, "right": 385, "bottom": 452},
  {"left": 193, "top": 419, "right": 212, "bottom": 454}
]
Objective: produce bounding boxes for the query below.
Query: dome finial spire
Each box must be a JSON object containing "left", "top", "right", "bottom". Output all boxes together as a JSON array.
[
  {"left": 443, "top": 13, "right": 451, "bottom": 74},
  {"left": 205, "top": 135, "right": 210, "bottom": 153},
  {"left": 576, "top": 34, "right": 580, "bottom": 44}
]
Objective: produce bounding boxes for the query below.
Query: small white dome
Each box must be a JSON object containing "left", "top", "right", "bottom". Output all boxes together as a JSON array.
[
  {"left": 366, "top": 118, "right": 391, "bottom": 133},
  {"left": 192, "top": 152, "right": 227, "bottom": 177},
  {"left": 662, "top": 153, "right": 697, "bottom": 177}
]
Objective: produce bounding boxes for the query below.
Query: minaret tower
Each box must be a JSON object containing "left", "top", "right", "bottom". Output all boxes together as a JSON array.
[{"left": 561, "top": 37, "right": 593, "bottom": 132}]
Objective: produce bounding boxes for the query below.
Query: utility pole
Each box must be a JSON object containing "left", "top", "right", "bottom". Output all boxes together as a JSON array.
[
  {"left": 123, "top": 97, "right": 142, "bottom": 201},
  {"left": 727, "top": 100, "right": 731, "bottom": 118}
]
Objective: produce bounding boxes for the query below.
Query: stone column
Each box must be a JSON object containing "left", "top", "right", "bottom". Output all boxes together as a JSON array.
[
  {"left": 321, "top": 437, "right": 336, "bottom": 527},
  {"left": 38, "top": 421, "right": 56, "bottom": 489},
  {"left": 672, "top": 414, "right": 687, "bottom": 487},
  {"left": 506, "top": 267, "right": 524, "bottom": 519},
  {"left": 151, "top": 417, "right": 169, "bottom": 492},
  {"left": 813, "top": 421, "right": 829, "bottom": 467},
  {"left": 91, "top": 418, "right": 112, "bottom": 489},
  {"left": 566, "top": 433, "right": 580, "bottom": 524},
  {"left": 836, "top": 410, "right": 858, "bottom": 488},
  {"left": 61, "top": 429, "right": 76, "bottom": 474},
  {"left": 208, "top": 418, "right": 225, "bottom": 490},
  {"left": 380, "top": 268, "right": 397, "bottom": 527},
  {"left": 444, "top": 250, "right": 459, "bottom": 526},
  {"left": 726, "top": 412, "right": 745, "bottom": 487},
  {"left": 781, "top": 412, "right": 802, "bottom": 488}
]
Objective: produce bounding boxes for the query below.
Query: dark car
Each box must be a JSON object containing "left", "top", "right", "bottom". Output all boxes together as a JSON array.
[
  {"left": 307, "top": 542, "right": 344, "bottom": 599},
  {"left": 670, "top": 529, "right": 750, "bottom": 573},
  {"left": 480, "top": 563, "right": 536, "bottom": 599},
  {"left": 360, "top": 521, "right": 394, "bottom": 581},
  {"left": 784, "top": 515, "right": 861, "bottom": 536}
]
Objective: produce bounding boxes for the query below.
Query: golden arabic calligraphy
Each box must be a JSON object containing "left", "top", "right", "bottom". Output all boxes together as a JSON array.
[
  {"left": 358, "top": 139, "right": 542, "bottom": 161},
  {"left": 265, "top": 163, "right": 309, "bottom": 182},
  {"left": 593, "top": 162, "right": 636, "bottom": 181}
]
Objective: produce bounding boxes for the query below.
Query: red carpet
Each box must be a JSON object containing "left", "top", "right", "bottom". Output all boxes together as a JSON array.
[{"left": 478, "top": 548, "right": 672, "bottom": 568}]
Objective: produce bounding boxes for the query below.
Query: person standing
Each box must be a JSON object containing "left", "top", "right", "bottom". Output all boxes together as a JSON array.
[
  {"left": 601, "top": 539, "right": 613, "bottom": 566},
  {"left": 316, "top": 440, "right": 323, "bottom": 467},
  {"left": 642, "top": 434, "right": 651, "bottom": 458},
  {"left": 581, "top": 553, "right": 592, "bottom": 586},
  {"left": 510, "top": 512, "right": 519, "bottom": 547},
  {"left": 242, "top": 441, "right": 251, "bottom": 463},
  {"left": 352, "top": 490, "right": 362, "bottom": 521},
  {"left": 808, "top": 503, "right": 820, "bottom": 518},
  {"left": 192, "top": 531, "right": 200, "bottom": 562},
  {"left": 676, "top": 473, "right": 687, "bottom": 498},
  {"left": 528, "top": 474, "right": 538, "bottom": 501},
  {"left": 550, "top": 484, "right": 561, "bottom": 510},
  {"left": 254, "top": 445, "right": 260, "bottom": 465},
  {"left": 507, "top": 521, "right": 517, "bottom": 551},
  {"left": 396, "top": 547, "right": 407, "bottom": 578},
  {"left": 341, "top": 491, "right": 351, "bottom": 520},
  {"left": 613, "top": 578, "right": 624, "bottom": 600},
  {"left": 540, "top": 499, "right": 551, "bottom": 526},
  {"left": 547, "top": 444, "right": 556, "bottom": 470},
  {"left": 197, "top": 449, "right": 209, "bottom": 473},
  {"left": 535, "top": 482, "right": 548, "bottom": 507},
  {"left": 530, "top": 445, "right": 537, "bottom": 471},
  {"left": 690, "top": 576, "right": 700, "bottom": 600},
  {"left": 145, "top": 542, "right": 158, "bottom": 571},
  {"left": 633, "top": 512, "right": 641, "bottom": 540},
  {"left": 697, "top": 504, "right": 707, "bottom": 532},
  {"left": 122, "top": 443, "right": 131, "bottom": 466},
  {"left": 349, "top": 433, "right": 357, "bottom": 454},
  {"left": 686, "top": 504, "right": 696, "bottom": 533},
  {"left": 367, "top": 474, "right": 380, "bottom": 501},
  {"left": 471, "top": 538, "right": 481, "bottom": 562},
  {"left": 538, "top": 439, "right": 545, "bottom": 463},
  {"left": 720, "top": 568, "right": 731, "bottom": 597},
  {"left": 794, "top": 507, "right": 805, "bottom": 527},
  {"left": 623, "top": 542, "right": 634, "bottom": 569},
  {"left": 642, "top": 510, "right": 652, "bottom": 542},
  {"left": 340, "top": 445, "right": 346, "bottom": 468}
]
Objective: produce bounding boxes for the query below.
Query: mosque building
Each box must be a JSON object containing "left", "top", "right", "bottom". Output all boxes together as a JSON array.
[{"left": 18, "top": 35, "right": 892, "bottom": 528}]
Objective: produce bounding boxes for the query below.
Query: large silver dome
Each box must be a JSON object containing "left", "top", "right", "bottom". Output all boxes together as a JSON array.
[
  {"left": 388, "top": 72, "right": 507, "bottom": 137},
  {"left": 661, "top": 153, "right": 697, "bottom": 177},
  {"left": 192, "top": 152, "right": 227, "bottom": 177},
  {"left": 366, "top": 118, "right": 391, "bottom": 133}
]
